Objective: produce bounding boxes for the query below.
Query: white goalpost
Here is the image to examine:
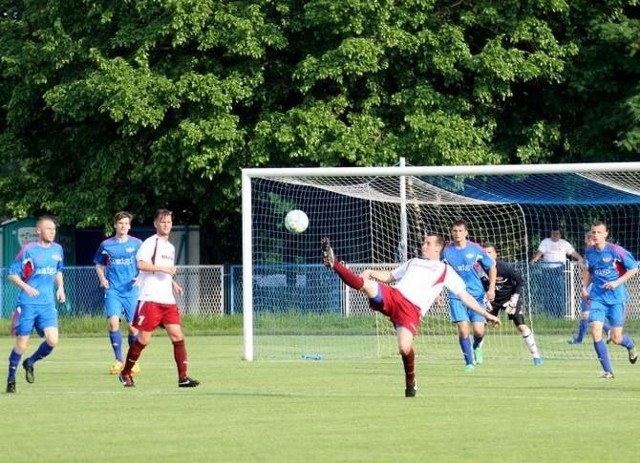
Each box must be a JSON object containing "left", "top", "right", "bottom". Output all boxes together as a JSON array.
[{"left": 242, "top": 162, "right": 640, "bottom": 362}]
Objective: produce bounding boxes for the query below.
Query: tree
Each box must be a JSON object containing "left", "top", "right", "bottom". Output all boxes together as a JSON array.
[{"left": 0, "top": 0, "right": 638, "bottom": 262}]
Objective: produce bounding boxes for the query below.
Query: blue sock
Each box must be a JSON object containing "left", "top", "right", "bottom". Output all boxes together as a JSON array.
[
  {"left": 127, "top": 334, "right": 137, "bottom": 347},
  {"left": 594, "top": 340, "right": 612, "bottom": 373},
  {"left": 620, "top": 335, "right": 634, "bottom": 350},
  {"left": 29, "top": 341, "right": 54, "bottom": 364},
  {"left": 575, "top": 319, "right": 588, "bottom": 342},
  {"left": 459, "top": 337, "right": 474, "bottom": 365},
  {"left": 109, "top": 330, "right": 122, "bottom": 361},
  {"left": 603, "top": 323, "right": 611, "bottom": 336},
  {"left": 7, "top": 349, "right": 21, "bottom": 382},
  {"left": 473, "top": 335, "right": 484, "bottom": 350}
]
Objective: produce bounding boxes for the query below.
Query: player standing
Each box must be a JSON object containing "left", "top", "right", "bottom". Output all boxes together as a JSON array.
[
  {"left": 582, "top": 221, "right": 638, "bottom": 378},
  {"left": 442, "top": 219, "right": 496, "bottom": 371},
  {"left": 118, "top": 209, "right": 199, "bottom": 388},
  {"left": 321, "top": 234, "right": 501, "bottom": 397},
  {"left": 483, "top": 243, "right": 543, "bottom": 365},
  {"left": 6, "top": 216, "right": 65, "bottom": 393},
  {"left": 94, "top": 211, "right": 142, "bottom": 375}
]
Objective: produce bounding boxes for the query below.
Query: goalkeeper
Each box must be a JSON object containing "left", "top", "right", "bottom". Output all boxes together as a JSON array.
[{"left": 482, "top": 243, "right": 543, "bottom": 366}]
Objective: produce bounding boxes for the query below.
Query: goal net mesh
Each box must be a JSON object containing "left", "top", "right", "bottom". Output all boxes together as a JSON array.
[{"left": 247, "top": 167, "right": 640, "bottom": 363}]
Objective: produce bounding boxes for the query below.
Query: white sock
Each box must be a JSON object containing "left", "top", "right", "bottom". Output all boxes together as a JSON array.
[{"left": 522, "top": 327, "right": 540, "bottom": 357}]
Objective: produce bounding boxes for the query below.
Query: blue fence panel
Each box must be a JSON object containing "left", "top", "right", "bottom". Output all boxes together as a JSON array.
[{"left": 230, "top": 264, "right": 342, "bottom": 315}]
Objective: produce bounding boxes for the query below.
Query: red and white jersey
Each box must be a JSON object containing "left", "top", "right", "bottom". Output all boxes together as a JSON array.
[
  {"left": 392, "top": 258, "right": 466, "bottom": 317},
  {"left": 136, "top": 234, "right": 176, "bottom": 304}
]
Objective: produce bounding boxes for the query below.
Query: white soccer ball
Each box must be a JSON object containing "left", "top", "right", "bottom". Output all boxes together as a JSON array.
[{"left": 284, "top": 209, "right": 309, "bottom": 234}]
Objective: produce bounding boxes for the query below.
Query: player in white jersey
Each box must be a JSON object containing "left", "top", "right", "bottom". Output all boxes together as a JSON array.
[
  {"left": 321, "top": 234, "right": 501, "bottom": 397},
  {"left": 118, "top": 209, "right": 199, "bottom": 388}
]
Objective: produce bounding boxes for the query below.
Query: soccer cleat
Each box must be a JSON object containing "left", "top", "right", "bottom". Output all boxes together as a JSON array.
[
  {"left": 321, "top": 237, "right": 335, "bottom": 268},
  {"left": 131, "top": 361, "right": 141, "bottom": 375},
  {"left": 405, "top": 382, "right": 417, "bottom": 398},
  {"left": 628, "top": 347, "right": 638, "bottom": 364},
  {"left": 600, "top": 371, "right": 614, "bottom": 379},
  {"left": 567, "top": 338, "right": 582, "bottom": 345},
  {"left": 178, "top": 376, "right": 200, "bottom": 388},
  {"left": 606, "top": 331, "right": 612, "bottom": 344},
  {"left": 464, "top": 364, "right": 475, "bottom": 373},
  {"left": 6, "top": 381, "right": 16, "bottom": 393},
  {"left": 533, "top": 357, "right": 543, "bottom": 366},
  {"left": 473, "top": 347, "right": 484, "bottom": 365},
  {"left": 109, "top": 360, "right": 124, "bottom": 375},
  {"left": 119, "top": 372, "right": 135, "bottom": 387},
  {"left": 22, "top": 359, "right": 34, "bottom": 384}
]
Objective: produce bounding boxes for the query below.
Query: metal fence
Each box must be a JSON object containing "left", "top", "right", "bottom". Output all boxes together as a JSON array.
[
  {"left": 1, "top": 262, "right": 639, "bottom": 319},
  {"left": 0, "top": 266, "right": 224, "bottom": 318}
]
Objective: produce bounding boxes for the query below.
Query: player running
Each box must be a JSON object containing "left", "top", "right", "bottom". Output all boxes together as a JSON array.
[
  {"left": 582, "top": 221, "right": 638, "bottom": 378},
  {"left": 321, "top": 234, "right": 501, "bottom": 398},
  {"left": 5, "top": 216, "right": 65, "bottom": 393}
]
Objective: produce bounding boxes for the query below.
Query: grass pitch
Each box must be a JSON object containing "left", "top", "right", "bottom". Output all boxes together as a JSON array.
[{"left": 1, "top": 335, "right": 639, "bottom": 463}]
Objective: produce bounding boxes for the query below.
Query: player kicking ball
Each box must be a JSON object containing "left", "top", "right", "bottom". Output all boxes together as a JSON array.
[
  {"left": 321, "top": 234, "right": 501, "bottom": 397},
  {"left": 482, "top": 243, "right": 543, "bottom": 365}
]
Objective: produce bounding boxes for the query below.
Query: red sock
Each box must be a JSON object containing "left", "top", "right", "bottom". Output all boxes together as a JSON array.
[
  {"left": 173, "top": 339, "right": 188, "bottom": 380},
  {"left": 123, "top": 340, "right": 146, "bottom": 374},
  {"left": 333, "top": 260, "right": 364, "bottom": 290},
  {"left": 401, "top": 349, "right": 415, "bottom": 385}
]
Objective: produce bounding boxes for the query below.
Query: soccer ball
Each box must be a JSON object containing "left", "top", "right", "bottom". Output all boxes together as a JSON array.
[{"left": 284, "top": 209, "right": 309, "bottom": 234}]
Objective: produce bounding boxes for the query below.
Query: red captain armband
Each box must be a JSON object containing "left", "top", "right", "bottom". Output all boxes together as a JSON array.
[{"left": 21, "top": 258, "right": 34, "bottom": 281}]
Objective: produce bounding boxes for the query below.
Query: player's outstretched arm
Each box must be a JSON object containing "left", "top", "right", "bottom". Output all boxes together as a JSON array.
[{"left": 459, "top": 290, "right": 501, "bottom": 327}]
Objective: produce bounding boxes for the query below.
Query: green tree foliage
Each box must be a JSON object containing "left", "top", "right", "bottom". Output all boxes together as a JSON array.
[{"left": 0, "top": 0, "right": 638, "bottom": 261}]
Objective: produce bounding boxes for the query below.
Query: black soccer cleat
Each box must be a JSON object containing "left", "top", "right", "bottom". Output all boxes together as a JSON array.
[
  {"left": 405, "top": 382, "right": 417, "bottom": 398},
  {"left": 321, "top": 237, "right": 336, "bottom": 268},
  {"left": 6, "top": 381, "right": 16, "bottom": 394},
  {"left": 629, "top": 347, "right": 638, "bottom": 365},
  {"left": 178, "top": 376, "right": 200, "bottom": 388},
  {"left": 119, "top": 372, "right": 135, "bottom": 387},
  {"left": 22, "top": 360, "right": 34, "bottom": 384}
]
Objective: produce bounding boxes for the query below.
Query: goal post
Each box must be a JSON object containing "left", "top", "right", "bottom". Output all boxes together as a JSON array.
[{"left": 242, "top": 162, "right": 640, "bottom": 362}]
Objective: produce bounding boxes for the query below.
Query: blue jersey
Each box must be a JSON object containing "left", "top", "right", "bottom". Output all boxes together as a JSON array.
[
  {"left": 8, "top": 241, "right": 64, "bottom": 307},
  {"left": 93, "top": 236, "right": 142, "bottom": 295},
  {"left": 584, "top": 242, "right": 637, "bottom": 306},
  {"left": 442, "top": 241, "right": 495, "bottom": 300}
]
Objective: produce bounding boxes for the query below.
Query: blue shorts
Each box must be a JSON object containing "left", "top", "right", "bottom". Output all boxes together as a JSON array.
[
  {"left": 450, "top": 296, "right": 486, "bottom": 324},
  {"left": 588, "top": 300, "right": 625, "bottom": 328},
  {"left": 104, "top": 291, "right": 138, "bottom": 323},
  {"left": 12, "top": 304, "right": 58, "bottom": 337}
]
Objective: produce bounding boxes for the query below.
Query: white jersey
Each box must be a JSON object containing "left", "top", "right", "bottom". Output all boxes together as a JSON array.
[
  {"left": 392, "top": 258, "right": 467, "bottom": 317},
  {"left": 136, "top": 234, "right": 176, "bottom": 304},
  {"left": 537, "top": 238, "right": 575, "bottom": 263}
]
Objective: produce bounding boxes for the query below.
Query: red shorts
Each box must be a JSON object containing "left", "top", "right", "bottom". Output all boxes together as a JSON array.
[
  {"left": 133, "top": 301, "right": 181, "bottom": 332},
  {"left": 369, "top": 284, "right": 421, "bottom": 335}
]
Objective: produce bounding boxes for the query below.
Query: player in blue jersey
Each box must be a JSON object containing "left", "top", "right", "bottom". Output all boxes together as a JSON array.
[
  {"left": 582, "top": 221, "right": 638, "bottom": 378},
  {"left": 6, "top": 216, "right": 65, "bottom": 394},
  {"left": 94, "top": 211, "right": 143, "bottom": 375},
  {"left": 568, "top": 231, "right": 611, "bottom": 344},
  {"left": 442, "top": 219, "right": 496, "bottom": 371}
]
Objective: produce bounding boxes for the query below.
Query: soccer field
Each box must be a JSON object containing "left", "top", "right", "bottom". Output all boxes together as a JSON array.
[{"left": 1, "top": 335, "right": 639, "bottom": 463}]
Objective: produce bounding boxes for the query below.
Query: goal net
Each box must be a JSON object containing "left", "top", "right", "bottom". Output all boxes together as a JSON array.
[{"left": 241, "top": 163, "right": 640, "bottom": 363}]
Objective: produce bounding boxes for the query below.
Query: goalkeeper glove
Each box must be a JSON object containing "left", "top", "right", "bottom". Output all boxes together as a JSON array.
[{"left": 503, "top": 294, "right": 520, "bottom": 315}]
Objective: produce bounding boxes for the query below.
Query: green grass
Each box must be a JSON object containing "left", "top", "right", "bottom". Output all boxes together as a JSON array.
[{"left": 1, "top": 335, "right": 639, "bottom": 462}]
